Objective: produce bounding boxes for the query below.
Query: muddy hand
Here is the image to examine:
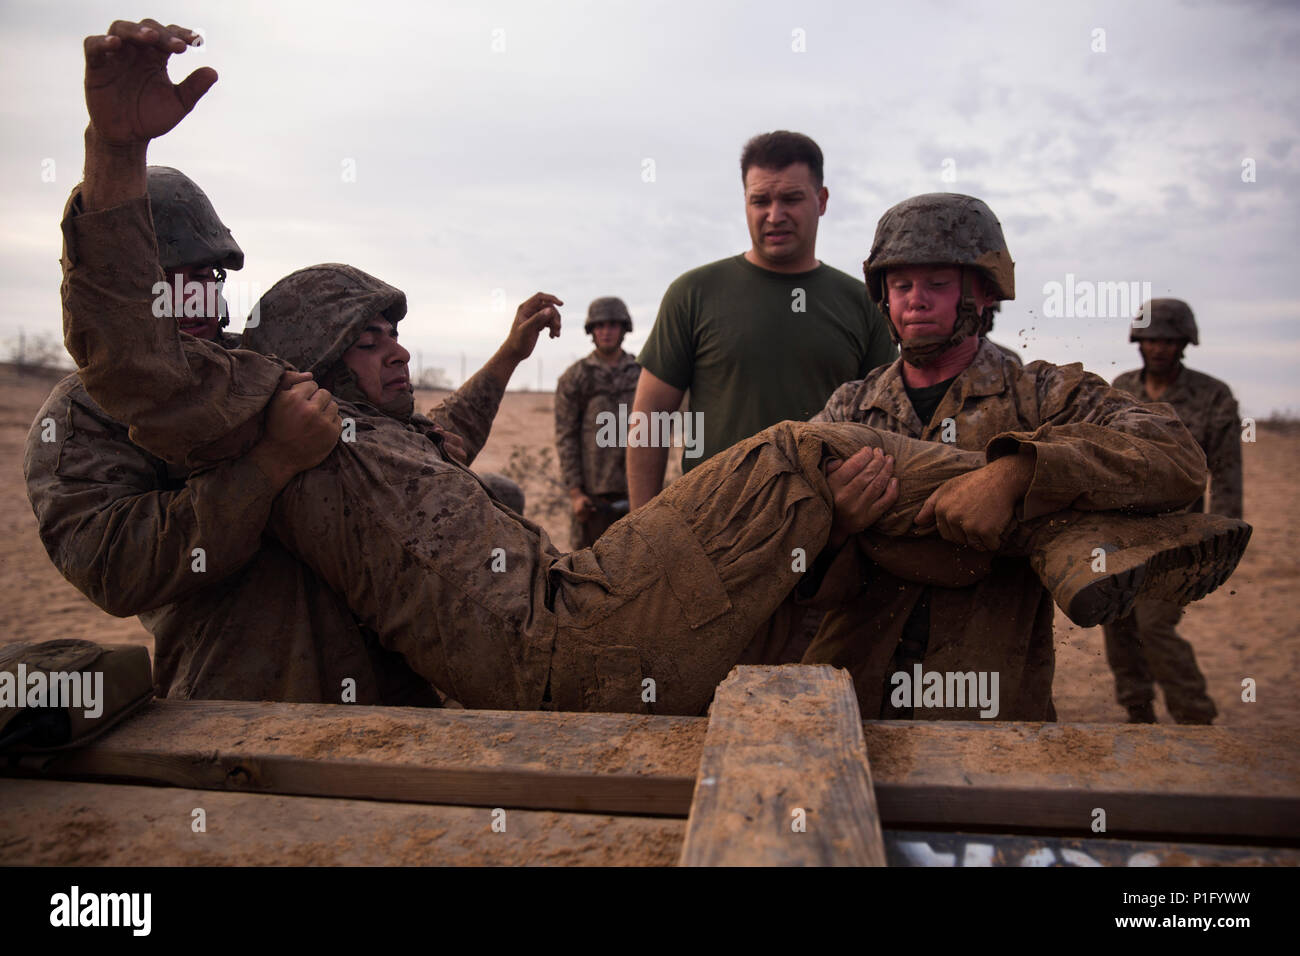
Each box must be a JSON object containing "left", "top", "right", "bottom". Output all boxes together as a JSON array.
[
  {"left": 915, "top": 453, "right": 1034, "bottom": 551},
  {"left": 249, "top": 379, "right": 343, "bottom": 490},
  {"left": 84, "top": 19, "right": 214, "bottom": 146},
  {"left": 825, "top": 446, "right": 898, "bottom": 549}
]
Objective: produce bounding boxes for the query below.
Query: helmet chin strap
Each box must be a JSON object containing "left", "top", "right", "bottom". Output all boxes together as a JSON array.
[
  {"left": 214, "top": 267, "right": 230, "bottom": 329},
  {"left": 884, "top": 267, "right": 991, "bottom": 368}
]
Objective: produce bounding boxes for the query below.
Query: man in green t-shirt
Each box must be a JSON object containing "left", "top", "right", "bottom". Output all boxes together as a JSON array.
[{"left": 628, "top": 130, "right": 897, "bottom": 508}]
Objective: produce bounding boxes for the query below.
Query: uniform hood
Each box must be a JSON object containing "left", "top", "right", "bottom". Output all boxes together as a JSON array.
[{"left": 242, "top": 264, "right": 407, "bottom": 377}]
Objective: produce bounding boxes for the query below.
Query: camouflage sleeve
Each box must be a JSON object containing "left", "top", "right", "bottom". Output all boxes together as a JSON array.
[
  {"left": 1204, "top": 386, "right": 1244, "bottom": 519},
  {"left": 809, "top": 380, "right": 865, "bottom": 423},
  {"left": 553, "top": 365, "right": 586, "bottom": 490},
  {"left": 60, "top": 191, "right": 286, "bottom": 468},
  {"left": 425, "top": 365, "right": 507, "bottom": 467},
  {"left": 986, "top": 363, "right": 1207, "bottom": 520},
  {"left": 23, "top": 392, "right": 277, "bottom": 617}
]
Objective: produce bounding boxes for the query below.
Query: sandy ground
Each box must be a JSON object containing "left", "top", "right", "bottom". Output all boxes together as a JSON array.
[{"left": 2, "top": 362, "right": 1296, "bottom": 727}]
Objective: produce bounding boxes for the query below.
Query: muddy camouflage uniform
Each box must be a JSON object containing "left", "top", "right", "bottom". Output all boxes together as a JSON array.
[
  {"left": 1102, "top": 299, "right": 1239, "bottom": 723},
  {"left": 24, "top": 358, "right": 506, "bottom": 706},
  {"left": 801, "top": 196, "right": 1209, "bottom": 721},
  {"left": 25, "top": 179, "right": 499, "bottom": 705},
  {"left": 554, "top": 341, "right": 640, "bottom": 548},
  {"left": 1111, "top": 373, "right": 1241, "bottom": 519},
  {"left": 59, "top": 193, "right": 1207, "bottom": 716}
]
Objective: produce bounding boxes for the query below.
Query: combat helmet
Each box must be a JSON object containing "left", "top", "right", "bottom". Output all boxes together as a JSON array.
[
  {"left": 584, "top": 296, "right": 633, "bottom": 333},
  {"left": 243, "top": 264, "right": 406, "bottom": 377},
  {"left": 864, "top": 193, "right": 1015, "bottom": 365},
  {"left": 1131, "top": 298, "right": 1198, "bottom": 345},
  {"left": 146, "top": 166, "right": 244, "bottom": 273},
  {"left": 242, "top": 264, "right": 412, "bottom": 416}
]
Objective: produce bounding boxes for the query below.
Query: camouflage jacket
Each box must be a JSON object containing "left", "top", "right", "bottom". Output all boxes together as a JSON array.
[
  {"left": 34, "top": 190, "right": 508, "bottom": 704},
  {"left": 59, "top": 194, "right": 566, "bottom": 709},
  {"left": 554, "top": 350, "right": 640, "bottom": 495},
  {"left": 804, "top": 338, "right": 1207, "bottom": 720},
  {"left": 1111, "top": 365, "right": 1243, "bottom": 519}
]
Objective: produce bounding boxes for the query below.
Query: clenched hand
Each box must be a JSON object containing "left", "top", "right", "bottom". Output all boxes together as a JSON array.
[
  {"left": 247, "top": 372, "right": 342, "bottom": 491},
  {"left": 914, "top": 451, "right": 1035, "bottom": 551}
]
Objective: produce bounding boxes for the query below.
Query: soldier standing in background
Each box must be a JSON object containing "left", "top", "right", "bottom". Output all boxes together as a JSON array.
[
  {"left": 1104, "top": 299, "right": 1243, "bottom": 724},
  {"left": 628, "top": 130, "right": 896, "bottom": 506},
  {"left": 554, "top": 298, "right": 641, "bottom": 548}
]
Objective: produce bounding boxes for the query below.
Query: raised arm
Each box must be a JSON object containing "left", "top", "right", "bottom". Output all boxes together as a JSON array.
[
  {"left": 65, "top": 19, "right": 287, "bottom": 467},
  {"left": 424, "top": 292, "right": 563, "bottom": 465}
]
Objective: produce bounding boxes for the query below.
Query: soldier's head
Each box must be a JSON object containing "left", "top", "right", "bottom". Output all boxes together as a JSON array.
[
  {"left": 244, "top": 264, "right": 415, "bottom": 418},
  {"left": 739, "top": 131, "right": 829, "bottom": 273},
  {"left": 147, "top": 166, "right": 243, "bottom": 342},
  {"left": 584, "top": 297, "right": 632, "bottom": 357},
  {"left": 1131, "top": 298, "right": 1196, "bottom": 376},
  {"left": 864, "top": 193, "right": 1015, "bottom": 368}
]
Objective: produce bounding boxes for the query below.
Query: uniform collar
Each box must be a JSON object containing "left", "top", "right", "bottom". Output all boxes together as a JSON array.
[{"left": 856, "top": 338, "right": 1010, "bottom": 434}]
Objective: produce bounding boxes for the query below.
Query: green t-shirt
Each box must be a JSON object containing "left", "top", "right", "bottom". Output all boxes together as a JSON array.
[{"left": 638, "top": 254, "right": 897, "bottom": 470}]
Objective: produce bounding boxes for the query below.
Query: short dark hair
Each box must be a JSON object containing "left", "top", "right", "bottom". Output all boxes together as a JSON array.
[{"left": 740, "top": 131, "right": 824, "bottom": 188}]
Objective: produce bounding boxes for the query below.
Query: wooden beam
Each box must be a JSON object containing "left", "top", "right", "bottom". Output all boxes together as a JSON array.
[
  {"left": 0, "top": 778, "right": 684, "bottom": 866},
  {"left": 864, "top": 722, "right": 1300, "bottom": 841},
  {"left": 4, "top": 699, "right": 703, "bottom": 816},
  {"left": 679, "top": 666, "right": 886, "bottom": 866},
  {"left": 4, "top": 698, "right": 1298, "bottom": 841}
]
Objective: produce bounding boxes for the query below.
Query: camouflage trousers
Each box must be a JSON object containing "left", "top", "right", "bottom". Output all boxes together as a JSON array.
[
  {"left": 269, "top": 418, "right": 985, "bottom": 716},
  {"left": 1102, "top": 600, "right": 1217, "bottom": 724}
]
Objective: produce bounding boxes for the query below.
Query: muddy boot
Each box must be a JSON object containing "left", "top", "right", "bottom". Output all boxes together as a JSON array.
[
  {"left": 1012, "top": 511, "right": 1252, "bottom": 628},
  {"left": 1127, "top": 701, "right": 1157, "bottom": 724}
]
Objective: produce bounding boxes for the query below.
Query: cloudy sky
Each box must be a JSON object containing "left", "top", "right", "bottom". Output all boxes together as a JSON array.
[{"left": 2, "top": 0, "right": 1297, "bottom": 414}]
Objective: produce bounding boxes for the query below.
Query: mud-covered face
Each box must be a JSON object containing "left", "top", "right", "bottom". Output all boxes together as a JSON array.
[
  {"left": 341, "top": 317, "right": 412, "bottom": 407},
  {"left": 743, "top": 163, "right": 827, "bottom": 270},
  {"left": 1139, "top": 338, "right": 1186, "bottom": 376},
  {"left": 589, "top": 320, "right": 625, "bottom": 355},
  {"left": 171, "top": 263, "right": 226, "bottom": 341}
]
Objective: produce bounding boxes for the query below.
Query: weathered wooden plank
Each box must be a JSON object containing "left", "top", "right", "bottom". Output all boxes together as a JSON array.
[
  {"left": 5, "top": 775, "right": 1292, "bottom": 868},
  {"left": 0, "top": 778, "right": 684, "bottom": 866},
  {"left": 679, "top": 666, "right": 886, "bottom": 866},
  {"left": 863, "top": 722, "right": 1300, "bottom": 841},
  {"left": 4, "top": 697, "right": 1297, "bottom": 841},
  {"left": 3, "top": 699, "right": 704, "bottom": 816}
]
